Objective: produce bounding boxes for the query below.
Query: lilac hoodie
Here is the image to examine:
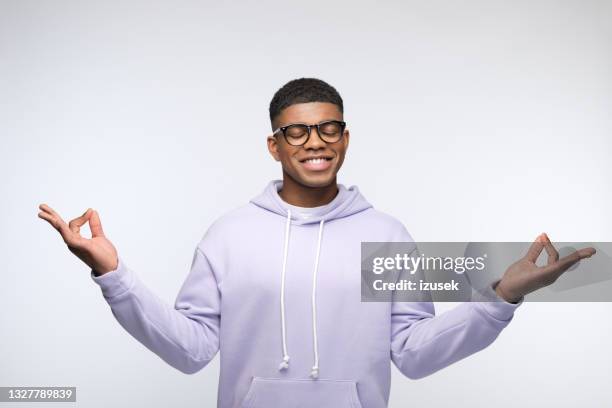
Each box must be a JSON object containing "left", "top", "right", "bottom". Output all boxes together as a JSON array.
[{"left": 91, "top": 179, "right": 521, "bottom": 408}]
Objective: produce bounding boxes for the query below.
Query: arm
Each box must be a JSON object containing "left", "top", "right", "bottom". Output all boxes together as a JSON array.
[
  {"left": 90, "top": 246, "right": 220, "bottom": 374},
  {"left": 390, "top": 230, "right": 594, "bottom": 379},
  {"left": 37, "top": 204, "right": 221, "bottom": 374},
  {"left": 390, "top": 289, "right": 520, "bottom": 379},
  {"left": 387, "top": 223, "right": 522, "bottom": 379}
]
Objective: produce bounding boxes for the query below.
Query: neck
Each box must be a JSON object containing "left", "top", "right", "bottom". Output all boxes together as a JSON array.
[{"left": 278, "top": 172, "right": 339, "bottom": 207}]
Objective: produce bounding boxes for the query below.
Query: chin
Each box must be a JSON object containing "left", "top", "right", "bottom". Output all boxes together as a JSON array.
[{"left": 295, "top": 172, "right": 337, "bottom": 188}]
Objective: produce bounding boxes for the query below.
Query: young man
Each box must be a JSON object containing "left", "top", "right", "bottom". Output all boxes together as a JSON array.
[{"left": 39, "top": 78, "right": 595, "bottom": 408}]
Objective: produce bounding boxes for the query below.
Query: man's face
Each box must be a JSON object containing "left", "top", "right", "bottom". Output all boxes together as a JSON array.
[{"left": 267, "top": 102, "right": 350, "bottom": 188}]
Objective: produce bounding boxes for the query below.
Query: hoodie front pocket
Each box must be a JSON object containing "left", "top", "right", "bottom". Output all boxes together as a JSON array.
[{"left": 240, "top": 377, "right": 363, "bottom": 408}]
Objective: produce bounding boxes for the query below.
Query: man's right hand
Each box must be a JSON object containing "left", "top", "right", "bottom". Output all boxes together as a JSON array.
[{"left": 38, "top": 204, "right": 119, "bottom": 276}]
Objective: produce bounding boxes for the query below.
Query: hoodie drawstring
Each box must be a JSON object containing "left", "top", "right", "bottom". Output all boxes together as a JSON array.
[
  {"left": 310, "top": 218, "right": 325, "bottom": 379},
  {"left": 277, "top": 209, "right": 326, "bottom": 380},
  {"left": 278, "top": 209, "right": 292, "bottom": 371}
]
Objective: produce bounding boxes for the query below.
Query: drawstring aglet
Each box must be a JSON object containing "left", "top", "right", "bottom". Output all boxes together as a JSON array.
[
  {"left": 278, "top": 355, "right": 290, "bottom": 371},
  {"left": 310, "top": 366, "right": 319, "bottom": 379}
]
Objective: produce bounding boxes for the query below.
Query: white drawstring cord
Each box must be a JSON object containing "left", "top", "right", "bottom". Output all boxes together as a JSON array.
[
  {"left": 277, "top": 210, "right": 325, "bottom": 379},
  {"left": 310, "top": 219, "right": 325, "bottom": 379},
  {"left": 278, "top": 209, "right": 292, "bottom": 371}
]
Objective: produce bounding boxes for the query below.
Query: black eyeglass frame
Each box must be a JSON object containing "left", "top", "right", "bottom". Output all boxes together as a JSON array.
[{"left": 272, "top": 120, "right": 347, "bottom": 146}]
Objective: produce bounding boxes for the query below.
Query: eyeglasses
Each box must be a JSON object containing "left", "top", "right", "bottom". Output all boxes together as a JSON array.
[{"left": 272, "top": 120, "right": 346, "bottom": 146}]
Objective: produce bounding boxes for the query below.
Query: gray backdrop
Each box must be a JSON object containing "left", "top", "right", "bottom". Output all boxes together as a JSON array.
[{"left": 1, "top": 0, "right": 611, "bottom": 407}]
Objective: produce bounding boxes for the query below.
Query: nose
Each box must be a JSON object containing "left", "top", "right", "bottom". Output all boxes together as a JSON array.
[{"left": 303, "top": 125, "right": 326, "bottom": 149}]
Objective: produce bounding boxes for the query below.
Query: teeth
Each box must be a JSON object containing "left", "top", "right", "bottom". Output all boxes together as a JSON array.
[{"left": 305, "top": 158, "right": 327, "bottom": 163}]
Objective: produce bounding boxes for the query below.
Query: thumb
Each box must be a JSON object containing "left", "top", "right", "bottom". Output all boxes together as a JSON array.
[
  {"left": 524, "top": 233, "right": 546, "bottom": 262},
  {"left": 68, "top": 208, "right": 92, "bottom": 235},
  {"left": 89, "top": 209, "right": 105, "bottom": 238}
]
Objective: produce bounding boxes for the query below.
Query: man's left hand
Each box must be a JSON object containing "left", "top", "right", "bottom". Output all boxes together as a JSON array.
[{"left": 495, "top": 233, "right": 596, "bottom": 303}]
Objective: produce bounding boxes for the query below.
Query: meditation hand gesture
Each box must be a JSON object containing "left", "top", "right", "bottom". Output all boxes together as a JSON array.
[
  {"left": 38, "top": 204, "right": 118, "bottom": 276},
  {"left": 495, "top": 233, "right": 596, "bottom": 303}
]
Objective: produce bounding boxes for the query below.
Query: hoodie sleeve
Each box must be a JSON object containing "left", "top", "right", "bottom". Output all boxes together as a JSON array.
[
  {"left": 390, "top": 231, "right": 522, "bottom": 379},
  {"left": 89, "top": 245, "right": 220, "bottom": 374}
]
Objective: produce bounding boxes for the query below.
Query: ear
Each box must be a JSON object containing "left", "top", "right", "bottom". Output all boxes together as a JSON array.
[
  {"left": 343, "top": 128, "right": 350, "bottom": 151},
  {"left": 267, "top": 134, "right": 281, "bottom": 161}
]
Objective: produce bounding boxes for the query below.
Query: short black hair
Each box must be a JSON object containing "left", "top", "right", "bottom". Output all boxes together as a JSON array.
[{"left": 269, "top": 77, "right": 344, "bottom": 129}]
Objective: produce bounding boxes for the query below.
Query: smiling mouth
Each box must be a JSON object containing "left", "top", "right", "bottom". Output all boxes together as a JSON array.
[
  {"left": 299, "top": 156, "right": 334, "bottom": 172},
  {"left": 300, "top": 157, "right": 333, "bottom": 164}
]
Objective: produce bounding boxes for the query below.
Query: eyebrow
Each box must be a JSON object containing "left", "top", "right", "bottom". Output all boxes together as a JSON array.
[{"left": 277, "top": 118, "right": 343, "bottom": 128}]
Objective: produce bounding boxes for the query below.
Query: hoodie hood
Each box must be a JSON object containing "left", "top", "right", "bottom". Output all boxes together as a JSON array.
[
  {"left": 249, "top": 179, "right": 373, "bottom": 225},
  {"left": 249, "top": 179, "right": 373, "bottom": 378}
]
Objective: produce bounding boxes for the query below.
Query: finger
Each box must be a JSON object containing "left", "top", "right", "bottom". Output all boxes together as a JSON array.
[
  {"left": 38, "top": 204, "right": 68, "bottom": 232},
  {"left": 524, "top": 233, "right": 546, "bottom": 263},
  {"left": 38, "top": 205, "right": 82, "bottom": 247},
  {"left": 541, "top": 246, "right": 596, "bottom": 278},
  {"left": 38, "top": 203, "right": 64, "bottom": 220},
  {"left": 89, "top": 209, "right": 105, "bottom": 238},
  {"left": 541, "top": 233, "right": 559, "bottom": 265},
  {"left": 68, "top": 208, "right": 92, "bottom": 234}
]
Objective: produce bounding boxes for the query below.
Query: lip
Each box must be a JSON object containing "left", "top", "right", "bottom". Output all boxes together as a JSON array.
[
  {"left": 298, "top": 155, "right": 334, "bottom": 162},
  {"left": 298, "top": 156, "right": 334, "bottom": 172}
]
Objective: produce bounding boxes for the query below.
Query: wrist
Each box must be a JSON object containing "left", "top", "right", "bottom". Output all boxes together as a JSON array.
[
  {"left": 494, "top": 281, "right": 521, "bottom": 304},
  {"left": 92, "top": 268, "right": 109, "bottom": 277},
  {"left": 92, "top": 257, "right": 119, "bottom": 277}
]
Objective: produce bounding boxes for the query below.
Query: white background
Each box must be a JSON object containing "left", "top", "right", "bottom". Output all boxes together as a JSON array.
[{"left": 1, "top": 1, "right": 611, "bottom": 407}]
